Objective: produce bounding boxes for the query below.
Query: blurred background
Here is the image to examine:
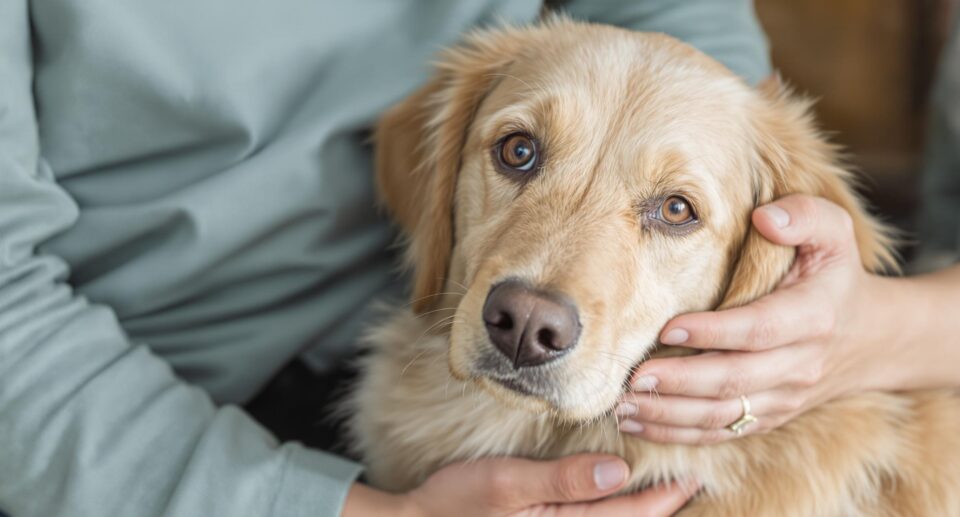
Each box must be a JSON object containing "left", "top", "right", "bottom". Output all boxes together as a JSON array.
[{"left": 756, "top": 0, "right": 959, "bottom": 258}]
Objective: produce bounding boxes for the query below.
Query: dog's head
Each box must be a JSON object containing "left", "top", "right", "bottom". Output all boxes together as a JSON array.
[{"left": 376, "top": 19, "right": 896, "bottom": 422}]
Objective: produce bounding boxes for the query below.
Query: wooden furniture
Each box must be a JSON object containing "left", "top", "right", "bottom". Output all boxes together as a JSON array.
[{"left": 756, "top": 0, "right": 958, "bottom": 243}]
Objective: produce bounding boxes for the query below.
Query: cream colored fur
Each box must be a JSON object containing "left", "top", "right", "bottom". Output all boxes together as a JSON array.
[{"left": 347, "top": 18, "right": 960, "bottom": 516}]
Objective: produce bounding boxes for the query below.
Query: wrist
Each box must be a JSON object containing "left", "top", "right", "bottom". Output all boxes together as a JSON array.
[
  {"left": 343, "top": 483, "right": 417, "bottom": 517},
  {"left": 398, "top": 492, "right": 426, "bottom": 517},
  {"left": 857, "top": 273, "right": 935, "bottom": 392}
]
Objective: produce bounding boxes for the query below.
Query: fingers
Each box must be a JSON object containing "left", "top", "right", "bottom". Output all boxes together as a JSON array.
[
  {"left": 629, "top": 345, "right": 823, "bottom": 399},
  {"left": 559, "top": 480, "right": 699, "bottom": 517},
  {"left": 489, "top": 454, "right": 629, "bottom": 506},
  {"left": 617, "top": 394, "right": 749, "bottom": 431},
  {"left": 751, "top": 194, "right": 856, "bottom": 252},
  {"left": 628, "top": 415, "right": 790, "bottom": 445},
  {"left": 617, "top": 389, "right": 803, "bottom": 429},
  {"left": 659, "top": 283, "right": 835, "bottom": 352}
]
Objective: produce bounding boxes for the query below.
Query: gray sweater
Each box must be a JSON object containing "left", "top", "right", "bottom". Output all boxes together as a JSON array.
[{"left": 0, "top": 1, "right": 775, "bottom": 516}]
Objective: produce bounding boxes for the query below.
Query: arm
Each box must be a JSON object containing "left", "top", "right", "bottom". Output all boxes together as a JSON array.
[
  {"left": 616, "top": 195, "right": 960, "bottom": 444},
  {"left": 876, "top": 263, "right": 960, "bottom": 390},
  {"left": 0, "top": 3, "right": 361, "bottom": 515},
  {"left": 343, "top": 455, "right": 697, "bottom": 517},
  {"left": 558, "top": 0, "right": 772, "bottom": 85}
]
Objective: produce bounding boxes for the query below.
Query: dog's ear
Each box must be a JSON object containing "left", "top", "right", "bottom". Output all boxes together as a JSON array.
[
  {"left": 374, "top": 27, "right": 531, "bottom": 313},
  {"left": 717, "top": 78, "right": 899, "bottom": 309}
]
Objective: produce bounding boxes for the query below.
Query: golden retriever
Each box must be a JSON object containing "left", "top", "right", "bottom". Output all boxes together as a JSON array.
[{"left": 347, "top": 17, "right": 960, "bottom": 516}]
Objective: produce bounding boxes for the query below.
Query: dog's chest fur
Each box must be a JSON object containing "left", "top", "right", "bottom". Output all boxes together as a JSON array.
[{"left": 347, "top": 311, "right": 960, "bottom": 516}]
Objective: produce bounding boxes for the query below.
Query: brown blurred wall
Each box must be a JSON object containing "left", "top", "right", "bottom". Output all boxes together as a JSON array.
[{"left": 755, "top": 0, "right": 959, "bottom": 234}]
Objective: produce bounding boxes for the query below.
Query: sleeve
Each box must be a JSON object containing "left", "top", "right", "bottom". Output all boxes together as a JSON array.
[
  {"left": 555, "top": 0, "right": 772, "bottom": 85},
  {"left": 0, "top": 2, "right": 362, "bottom": 516}
]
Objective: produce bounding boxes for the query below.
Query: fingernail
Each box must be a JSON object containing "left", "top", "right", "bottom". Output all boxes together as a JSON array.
[
  {"left": 593, "top": 460, "right": 627, "bottom": 490},
  {"left": 661, "top": 328, "right": 689, "bottom": 345},
  {"left": 632, "top": 375, "right": 659, "bottom": 391},
  {"left": 614, "top": 402, "right": 638, "bottom": 417},
  {"left": 760, "top": 205, "right": 790, "bottom": 228},
  {"left": 619, "top": 419, "right": 644, "bottom": 433}
]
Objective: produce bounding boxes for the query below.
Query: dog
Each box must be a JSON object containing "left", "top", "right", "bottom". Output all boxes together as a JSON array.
[{"left": 347, "top": 17, "right": 960, "bottom": 516}]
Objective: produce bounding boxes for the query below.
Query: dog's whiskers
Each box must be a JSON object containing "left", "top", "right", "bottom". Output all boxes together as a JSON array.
[{"left": 402, "top": 290, "right": 466, "bottom": 310}]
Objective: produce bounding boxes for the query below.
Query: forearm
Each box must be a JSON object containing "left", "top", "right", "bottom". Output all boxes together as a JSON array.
[
  {"left": 0, "top": 2, "right": 362, "bottom": 512},
  {"left": 871, "top": 264, "right": 960, "bottom": 391}
]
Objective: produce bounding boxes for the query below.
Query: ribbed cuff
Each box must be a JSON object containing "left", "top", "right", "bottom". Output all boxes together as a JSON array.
[{"left": 271, "top": 444, "right": 364, "bottom": 517}]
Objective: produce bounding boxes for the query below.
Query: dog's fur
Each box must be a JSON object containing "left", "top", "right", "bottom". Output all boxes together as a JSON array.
[{"left": 347, "top": 19, "right": 960, "bottom": 516}]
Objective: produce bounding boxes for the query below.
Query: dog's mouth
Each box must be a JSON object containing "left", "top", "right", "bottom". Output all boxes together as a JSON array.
[
  {"left": 471, "top": 347, "right": 561, "bottom": 399},
  {"left": 467, "top": 336, "right": 645, "bottom": 419},
  {"left": 450, "top": 278, "right": 655, "bottom": 419},
  {"left": 489, "top": 376, "right": 536, "bottom": 396}
]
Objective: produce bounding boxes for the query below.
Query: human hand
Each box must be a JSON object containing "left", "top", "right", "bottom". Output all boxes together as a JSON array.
[
  {"left": 403, "top": 454, "right": 695, "bottom": 516},
  {"left": 344, "top": 454, "right": 697, "bottom": 516},
  {"left": 616, "top": 194, "right": 903, "bottom": 444}
]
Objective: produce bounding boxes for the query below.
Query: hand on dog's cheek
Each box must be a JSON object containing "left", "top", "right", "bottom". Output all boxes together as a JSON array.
[{"left": 618, "top": 195, "right": 903, "bottom": 444}]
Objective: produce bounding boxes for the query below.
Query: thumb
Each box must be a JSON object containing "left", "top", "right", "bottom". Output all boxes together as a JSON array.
[
  {"left": 752, "top": 194, "right": 857, "bottom": 254},
  {"left": 499, "top": 454, "right": 629, "bottom": 506}
]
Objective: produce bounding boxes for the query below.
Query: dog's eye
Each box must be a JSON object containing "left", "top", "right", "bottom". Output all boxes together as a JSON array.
[
  {"left": 660, "top": 196, "right": 696, "bottom": 225},
  {"left": 497, "top": 133, "right": 539, "bottom": 173}
]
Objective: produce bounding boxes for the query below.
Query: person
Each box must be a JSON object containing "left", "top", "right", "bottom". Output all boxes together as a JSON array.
[
  {"left": 0, "top": 1, "right": 770, "bottom": 516},
  {"left": 617, "top": 10, "right": 960, "bottom": 444}
]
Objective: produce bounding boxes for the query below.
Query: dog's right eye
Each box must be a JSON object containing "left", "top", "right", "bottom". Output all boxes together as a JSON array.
[
  {"left": 660, "top": 196, "right": 696, "bottom": 225},
  {"left": 495, "top": 133, "right": 539, "bottom": 174}
]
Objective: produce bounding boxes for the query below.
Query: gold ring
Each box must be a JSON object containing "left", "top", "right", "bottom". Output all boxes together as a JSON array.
[{"left": 727, "top": 395, "right": 758, "bottom": 436}]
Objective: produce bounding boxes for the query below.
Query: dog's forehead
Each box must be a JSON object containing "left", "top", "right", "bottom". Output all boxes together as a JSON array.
[
  {"left": 489, "top": 31, "right": 756, "bottom": 146},
  {"left": 483, "top": 35, "right": 756, "bottom": 186}
]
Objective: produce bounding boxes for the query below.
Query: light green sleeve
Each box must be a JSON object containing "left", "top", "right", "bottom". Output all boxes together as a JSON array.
[
  {"left": 557, "top": 0, "right": 772, "bottom": 85},
  {"left": 0, "top": 2, "right": 361, "bottom": 516}
]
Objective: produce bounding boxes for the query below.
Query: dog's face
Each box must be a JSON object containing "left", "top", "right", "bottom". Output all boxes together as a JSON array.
[
  {"left": 444, "top": 33, "right": 758, "bottom": 419},
  {"left": 376, "top": 20, "right": 894, "bottom": 422}
]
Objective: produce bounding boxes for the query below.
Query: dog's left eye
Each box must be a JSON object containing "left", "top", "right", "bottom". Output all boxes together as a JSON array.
[
  {"left": 496, "top": 133, "right": 539, "bottom": 173},
  {"left": 659, "top": 196, "right": 696, "bottom": 225}
]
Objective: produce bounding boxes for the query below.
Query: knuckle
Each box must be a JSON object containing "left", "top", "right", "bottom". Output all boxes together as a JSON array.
[
  {"left": 746, "top": 310, "right": 779, "bottom": 350},
  {"left": 554, "top": 470, "right": 582, "bottom": 500},
  {"left": 485, "top": 468, "right": 515, "bottom": 498},
  {"left": 811, "top": 196, "right": 854, "bottom": 236},
  {"left": 699, "top": 407, "right": 734, "bottom": 430},
  {"left": 777, "top": 395, "right": 804, "bottom": 414},
  {"left": 666, "top": 368, "right": 691, "bottom": 395},
  {"left": 639, "top": 398, "right": 667, "bottom": 423},
  {"left": 795, "top": 196, "right": 821, "bottom": 227},
  {"left": 698, "top": 430, "right": 726, "bottom": 445},
  {"left": 717, "top": 371, "right": 748, "bottom": 399},
  {"left": 644, "top": 425, "right": 676, "bottom": 444},
  {"left": 796, "top": 360, "right": 824, "bottom": 388},
  {"left": 766, "top": 414, "right": 791, "bottom": 432},
  {"left": 811, "top": 309, "right": 836, "bottom": 339},
  {"left": 699, "top": 316, "right": 723, "bottom": 347},
  {"left": 834, "top": 206, "right": 855, "bottom": 235}
]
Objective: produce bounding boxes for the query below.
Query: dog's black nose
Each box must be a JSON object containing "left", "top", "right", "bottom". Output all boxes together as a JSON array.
[{"left": 482, "top": 280, "right": 581, "bottom": 368}]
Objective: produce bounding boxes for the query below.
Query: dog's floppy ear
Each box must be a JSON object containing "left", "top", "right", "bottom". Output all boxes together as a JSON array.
[
  {"left": 717, "top": 78, "right": 899, "bottom": 309},
  {"left": 374, "top": 27, "right": 531, "bottom": 313}
]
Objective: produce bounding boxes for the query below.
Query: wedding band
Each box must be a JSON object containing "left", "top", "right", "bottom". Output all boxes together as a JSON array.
[{"left": 727, "top": 395, "right": 758, "bottom": 436}]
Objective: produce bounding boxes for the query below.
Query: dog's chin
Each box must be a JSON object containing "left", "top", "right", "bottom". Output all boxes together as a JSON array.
[
  {"left": 456, "top": 350, "right": 626, "bottom": 422},
  {"left": 448, "top": 326, "right": 640, "bottom": 422},
  {"left": 473, "top": 375, "right": 625, "bottom": 422},
  {"left": 473, "top": 377, "right": 556, "bottom": 414}
]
